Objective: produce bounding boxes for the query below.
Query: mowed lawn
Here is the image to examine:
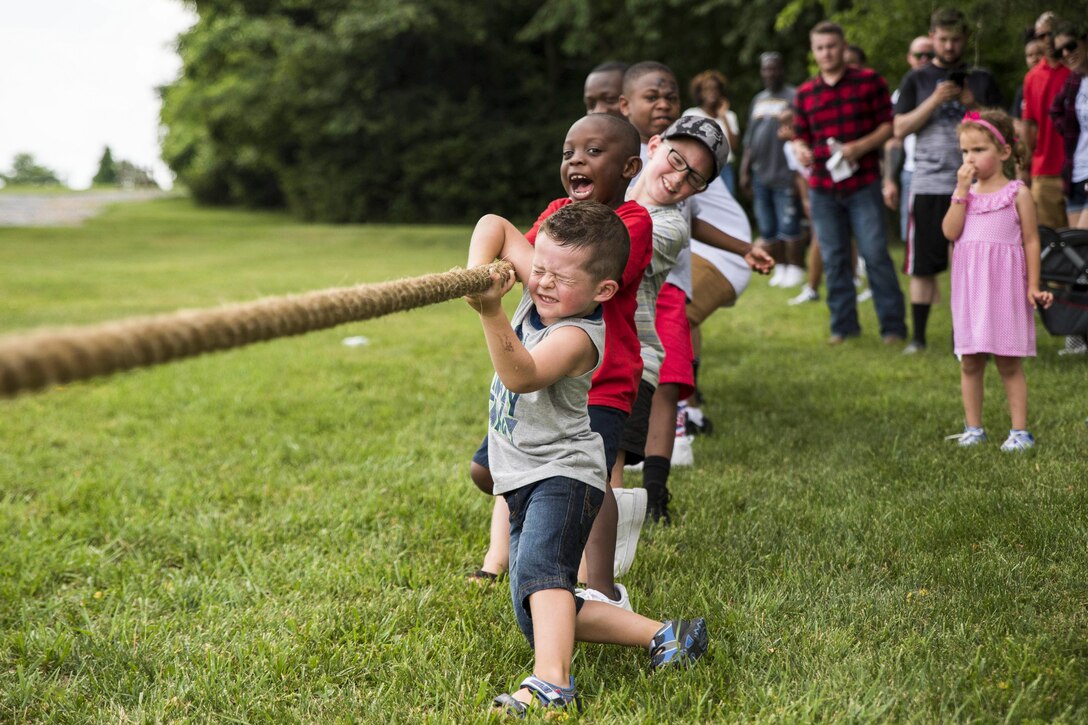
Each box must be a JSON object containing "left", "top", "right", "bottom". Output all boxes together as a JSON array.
[{"left": 1, "top": 198, "right": 1086, "bottom": 723}]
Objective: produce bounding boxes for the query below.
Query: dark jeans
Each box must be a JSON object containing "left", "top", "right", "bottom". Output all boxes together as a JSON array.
[{"left": 808, "top": 180, "right": 906, "bottom": 339}]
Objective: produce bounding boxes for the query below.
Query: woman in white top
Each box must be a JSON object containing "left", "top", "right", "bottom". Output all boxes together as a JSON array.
[{"left": 684, "top": 70, "right": 741, "bottom": 197}]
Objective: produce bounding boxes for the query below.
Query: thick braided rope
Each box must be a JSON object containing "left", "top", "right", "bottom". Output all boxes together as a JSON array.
[{"left": 0, "top": 261, "right": 513, "bottom": 398}]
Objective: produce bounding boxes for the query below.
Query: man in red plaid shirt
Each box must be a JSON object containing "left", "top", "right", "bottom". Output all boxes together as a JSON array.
[{"left": 792, "top": 21, "right": 907, "bottom": 345}]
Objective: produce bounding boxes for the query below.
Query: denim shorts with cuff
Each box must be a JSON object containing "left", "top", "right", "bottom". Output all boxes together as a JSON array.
[
  {"left": 753, "top": 177, "right": 802, "bottom": 242},
  {"left": 504, "top": 476, "right": 604, "bottom": 647}
]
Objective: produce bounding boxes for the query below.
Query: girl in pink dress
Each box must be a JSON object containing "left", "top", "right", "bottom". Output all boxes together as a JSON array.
[{"left": 941, "top": 110, "right": 1053, "bottom": 451}]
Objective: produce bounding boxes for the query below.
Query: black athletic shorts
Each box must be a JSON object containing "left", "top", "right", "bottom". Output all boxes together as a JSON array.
[
  {"left": 618, "top": 379, "right": 657, "bottom": 465},
  {"left": 905, "top": 193, "right": 952, "bottom": 276}
]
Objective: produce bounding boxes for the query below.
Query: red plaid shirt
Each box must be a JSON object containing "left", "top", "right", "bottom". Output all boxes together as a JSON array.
[{"left": 793, "top": 66, "right": 893, "bottom": 193}]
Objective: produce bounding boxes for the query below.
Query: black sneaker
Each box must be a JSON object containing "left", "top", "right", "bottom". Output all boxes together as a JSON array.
[{"left": 684, "top": 405, "right": 713, "bottom": 436}]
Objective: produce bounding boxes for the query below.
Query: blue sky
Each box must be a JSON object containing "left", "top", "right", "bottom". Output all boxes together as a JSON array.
[{"left": 0, "top": 0, "right": 196, "bottom": 188}]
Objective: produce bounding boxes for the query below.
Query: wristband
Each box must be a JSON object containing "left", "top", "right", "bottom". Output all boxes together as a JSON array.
[{"left": 951, "top": 195, "right": 968, "bottom": 204}]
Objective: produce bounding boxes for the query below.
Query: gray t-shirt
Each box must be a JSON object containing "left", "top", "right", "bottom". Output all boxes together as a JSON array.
[
  {"left": 895, "top": 63, "right": 1002, "bottom": 194},
  {"left": 744, "top": 86, "right": 796, "bottom": 189},
  {"left": 631, "top": 203, "right": 689, "bottom": 386},
  {"left": 488, "top": 291, "right": 608, "bottom": 495}
]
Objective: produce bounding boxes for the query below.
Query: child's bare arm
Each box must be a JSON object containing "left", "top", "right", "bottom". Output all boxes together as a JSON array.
[
  {"left": 479, "top": 314, "right": 598, "bottom": 394},
  {"left": 691, "top": 218, "right": 775, "bottom": 274},
  {"left": 941, "top": 164, "right": 973, "bottom": 242},
  {"left": 468, "top": 270, "right": 598, "bottom": 393},
  {"left": 467, "top": 214, "right": 534, "bottom": 283},
  {"left": 1015, "top": 185, "right": 1053, "bottom": 309}
]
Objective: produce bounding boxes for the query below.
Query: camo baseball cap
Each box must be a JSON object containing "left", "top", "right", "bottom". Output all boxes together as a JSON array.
[{"left": 661, "top": 115, "right": 730, "bottom": 179}]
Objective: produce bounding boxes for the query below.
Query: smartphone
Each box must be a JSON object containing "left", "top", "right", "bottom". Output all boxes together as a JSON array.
[{"left": 948, "top": 69, "right": 967, "bottom": 87}]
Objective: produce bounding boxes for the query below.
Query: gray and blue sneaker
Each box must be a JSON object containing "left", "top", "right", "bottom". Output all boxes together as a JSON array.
[
  {"left": 946, "top": 426, "right": 987, "bottom": 446},
  {"left": 1000, "top": 429, "right": 1035, "bottom": 452},
  {"left": 648, "top": 618, "right": 708, "bottom": 670},
  {"left": 493, "top": 675, "right": 580, "bottom": 718}
]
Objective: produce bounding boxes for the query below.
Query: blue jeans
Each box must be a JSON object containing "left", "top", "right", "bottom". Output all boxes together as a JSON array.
[
  {"left": 899, "top": 168, "right": 912, "bottom": 242},
  {"left": 808, "top": 181, "right": 906, "bottom": 339},
  {"left": 753, "top": 177, "right": 801, "bottom": 242},
  {"left": 505, "top": 477, "right": 603, "bottom": 648},
  {"left": 719, "top": 163, "right": 737, "bottom": 198}
]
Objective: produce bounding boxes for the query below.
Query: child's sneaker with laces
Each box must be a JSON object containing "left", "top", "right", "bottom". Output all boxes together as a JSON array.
[
  {"left": 1000, "top": 429, "right": 1035, "bottom": 452},
  {"left": 945, "top": 425, "right": 986, "bottom": 446},
  {"left": 648, "top": 618, "right": 708, "bottom": 670},
  {"left": 684, "top": 404, "right": 713, "bottom": 435}
]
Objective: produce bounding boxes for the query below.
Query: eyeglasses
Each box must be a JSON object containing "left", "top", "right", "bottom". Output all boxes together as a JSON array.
[
  {"left": 1035, "top": 31, "right": 1052, "bottom": 40},
  {"left": 1056, "top": 39, "right": 1079, "bottom": 57},
  {"left": 661, "top": 141, "right": 709, "bottom": 191},
  {"left": 911, "top": 51, "right": 936, "bottom": 60}
]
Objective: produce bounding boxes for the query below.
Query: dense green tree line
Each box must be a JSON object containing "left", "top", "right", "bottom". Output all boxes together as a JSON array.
[
  {"left": 1, "top": 153, "right": 63, "bottom": 187},
  {"left": 161, "top": 0, "right": 1083, "bottom": 223}
]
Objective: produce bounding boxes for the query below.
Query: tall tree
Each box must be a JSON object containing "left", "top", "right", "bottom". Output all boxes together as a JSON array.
[{"left": 93, "top": 147, "right": 118, "bottom": 186}]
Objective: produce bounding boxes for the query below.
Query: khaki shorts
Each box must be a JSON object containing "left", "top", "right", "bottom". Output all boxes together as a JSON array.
[
  {"left": 1031, "top": 175, "right": 1067, "bottom": 229},
  {"left": 687, "top": 253, "right": 738, "bottom": 326}
]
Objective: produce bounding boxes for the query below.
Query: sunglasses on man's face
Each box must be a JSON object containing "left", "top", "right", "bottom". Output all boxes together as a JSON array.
[
  {"left": 911, "top": 51, "right": 936, "bottom": 60},
  {"left": 1057, "top": 39, "right": 1079, "bottom": 57}
]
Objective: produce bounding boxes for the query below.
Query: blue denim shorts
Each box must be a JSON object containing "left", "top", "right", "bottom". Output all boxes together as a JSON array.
[
  {"left": 472, "top": 405, "right": 627, "bottom": 477},
  {"left": 753, "top": 177, "right": 802, "bottom": 242},
  {"left": 505, "top": 477, "right": 604, "bottom": 647}
]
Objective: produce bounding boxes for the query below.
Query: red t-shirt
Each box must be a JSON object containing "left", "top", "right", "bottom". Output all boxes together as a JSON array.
[
  {"left": 525, "top": 198, "right": 653, "bottom": 413},
  {"left": 1023, "top": 59, "right": 1071, "bottom": 176}
]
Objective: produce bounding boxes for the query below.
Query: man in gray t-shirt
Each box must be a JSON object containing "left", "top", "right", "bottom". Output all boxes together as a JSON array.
[
  {"left": 893, "top": 7, "right": 1001, "bottom": 354},
  {"left": 740, "top": 52, "right": 802, "bottom": 286}
]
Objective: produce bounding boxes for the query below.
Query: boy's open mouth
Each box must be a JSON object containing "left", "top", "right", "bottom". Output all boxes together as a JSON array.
[{"left": 568, "top": 174, "right": 595, "bottom": 199}]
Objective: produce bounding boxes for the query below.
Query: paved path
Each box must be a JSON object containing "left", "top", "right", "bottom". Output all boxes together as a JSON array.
[{"left": 0, "top": 190, "right": 171, "bottom": 227}]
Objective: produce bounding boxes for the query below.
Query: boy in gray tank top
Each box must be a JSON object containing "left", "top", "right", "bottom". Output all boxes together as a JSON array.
[{"left": 466, "top": 201, "right": 709, "bottom": 717}]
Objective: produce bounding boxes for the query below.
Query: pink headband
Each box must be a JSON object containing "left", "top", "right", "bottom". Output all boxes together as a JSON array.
[{"left": 961, "top": 111, "right": 1007, "bottom": 146}]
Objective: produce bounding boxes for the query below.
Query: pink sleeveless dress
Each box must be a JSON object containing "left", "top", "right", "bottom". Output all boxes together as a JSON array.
[{"left": 950, "top": 180, "right": 1035, "bottom": 357}]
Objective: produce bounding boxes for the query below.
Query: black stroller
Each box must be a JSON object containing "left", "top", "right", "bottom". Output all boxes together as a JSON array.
[{"left": 1038, "top": 226, "right": 1088, "bottom": 337}]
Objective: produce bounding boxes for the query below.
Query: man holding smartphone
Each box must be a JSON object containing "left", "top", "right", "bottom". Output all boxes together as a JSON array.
[{"left": 892, "top": 7, "right": 1001, "bottom": 354}]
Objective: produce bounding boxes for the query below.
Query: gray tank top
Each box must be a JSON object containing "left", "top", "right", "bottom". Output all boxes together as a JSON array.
[{"left": 488, "top": 291, "right": 608, "bottom": 495}]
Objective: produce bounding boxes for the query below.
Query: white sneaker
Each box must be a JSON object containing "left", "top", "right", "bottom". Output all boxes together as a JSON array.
[
  {"left": 856, "top": 287, "right": 873, "bottom": 303},
  {"left": 613, "top": 488, "right": 647, "bottom": 578},
  {"left": 1058, "top": 335, "right": 1088, "bottom": 356},
  {"left": 768, "top": 265, "right": 784, "bottom": 287},
  {"left": 623, "top": 460, "right": 644, "bottom": 472},
  {"left": 788, "top": 285, "right": 819, "bottom": 305},
  {"left": 780, "top": 265, "right": 805, "bottom": 288},
  {"left": 856, "top": 257, "right": 867, "bottom": 280},
  {"left": 672, "top": 434, "right": 694, "bottom": 466},
  {"left": 575, "top": 583, "right": 632, "bottom": 611}
]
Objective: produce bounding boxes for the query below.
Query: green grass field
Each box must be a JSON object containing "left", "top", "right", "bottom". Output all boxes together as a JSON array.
[{"left": 2, "top": 198, "right": 1086, "bottom": 722}]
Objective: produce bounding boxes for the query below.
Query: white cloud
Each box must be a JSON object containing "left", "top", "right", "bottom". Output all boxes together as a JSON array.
[{"left": 0, "top": 0, "right": 197, "bottom": 189}]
